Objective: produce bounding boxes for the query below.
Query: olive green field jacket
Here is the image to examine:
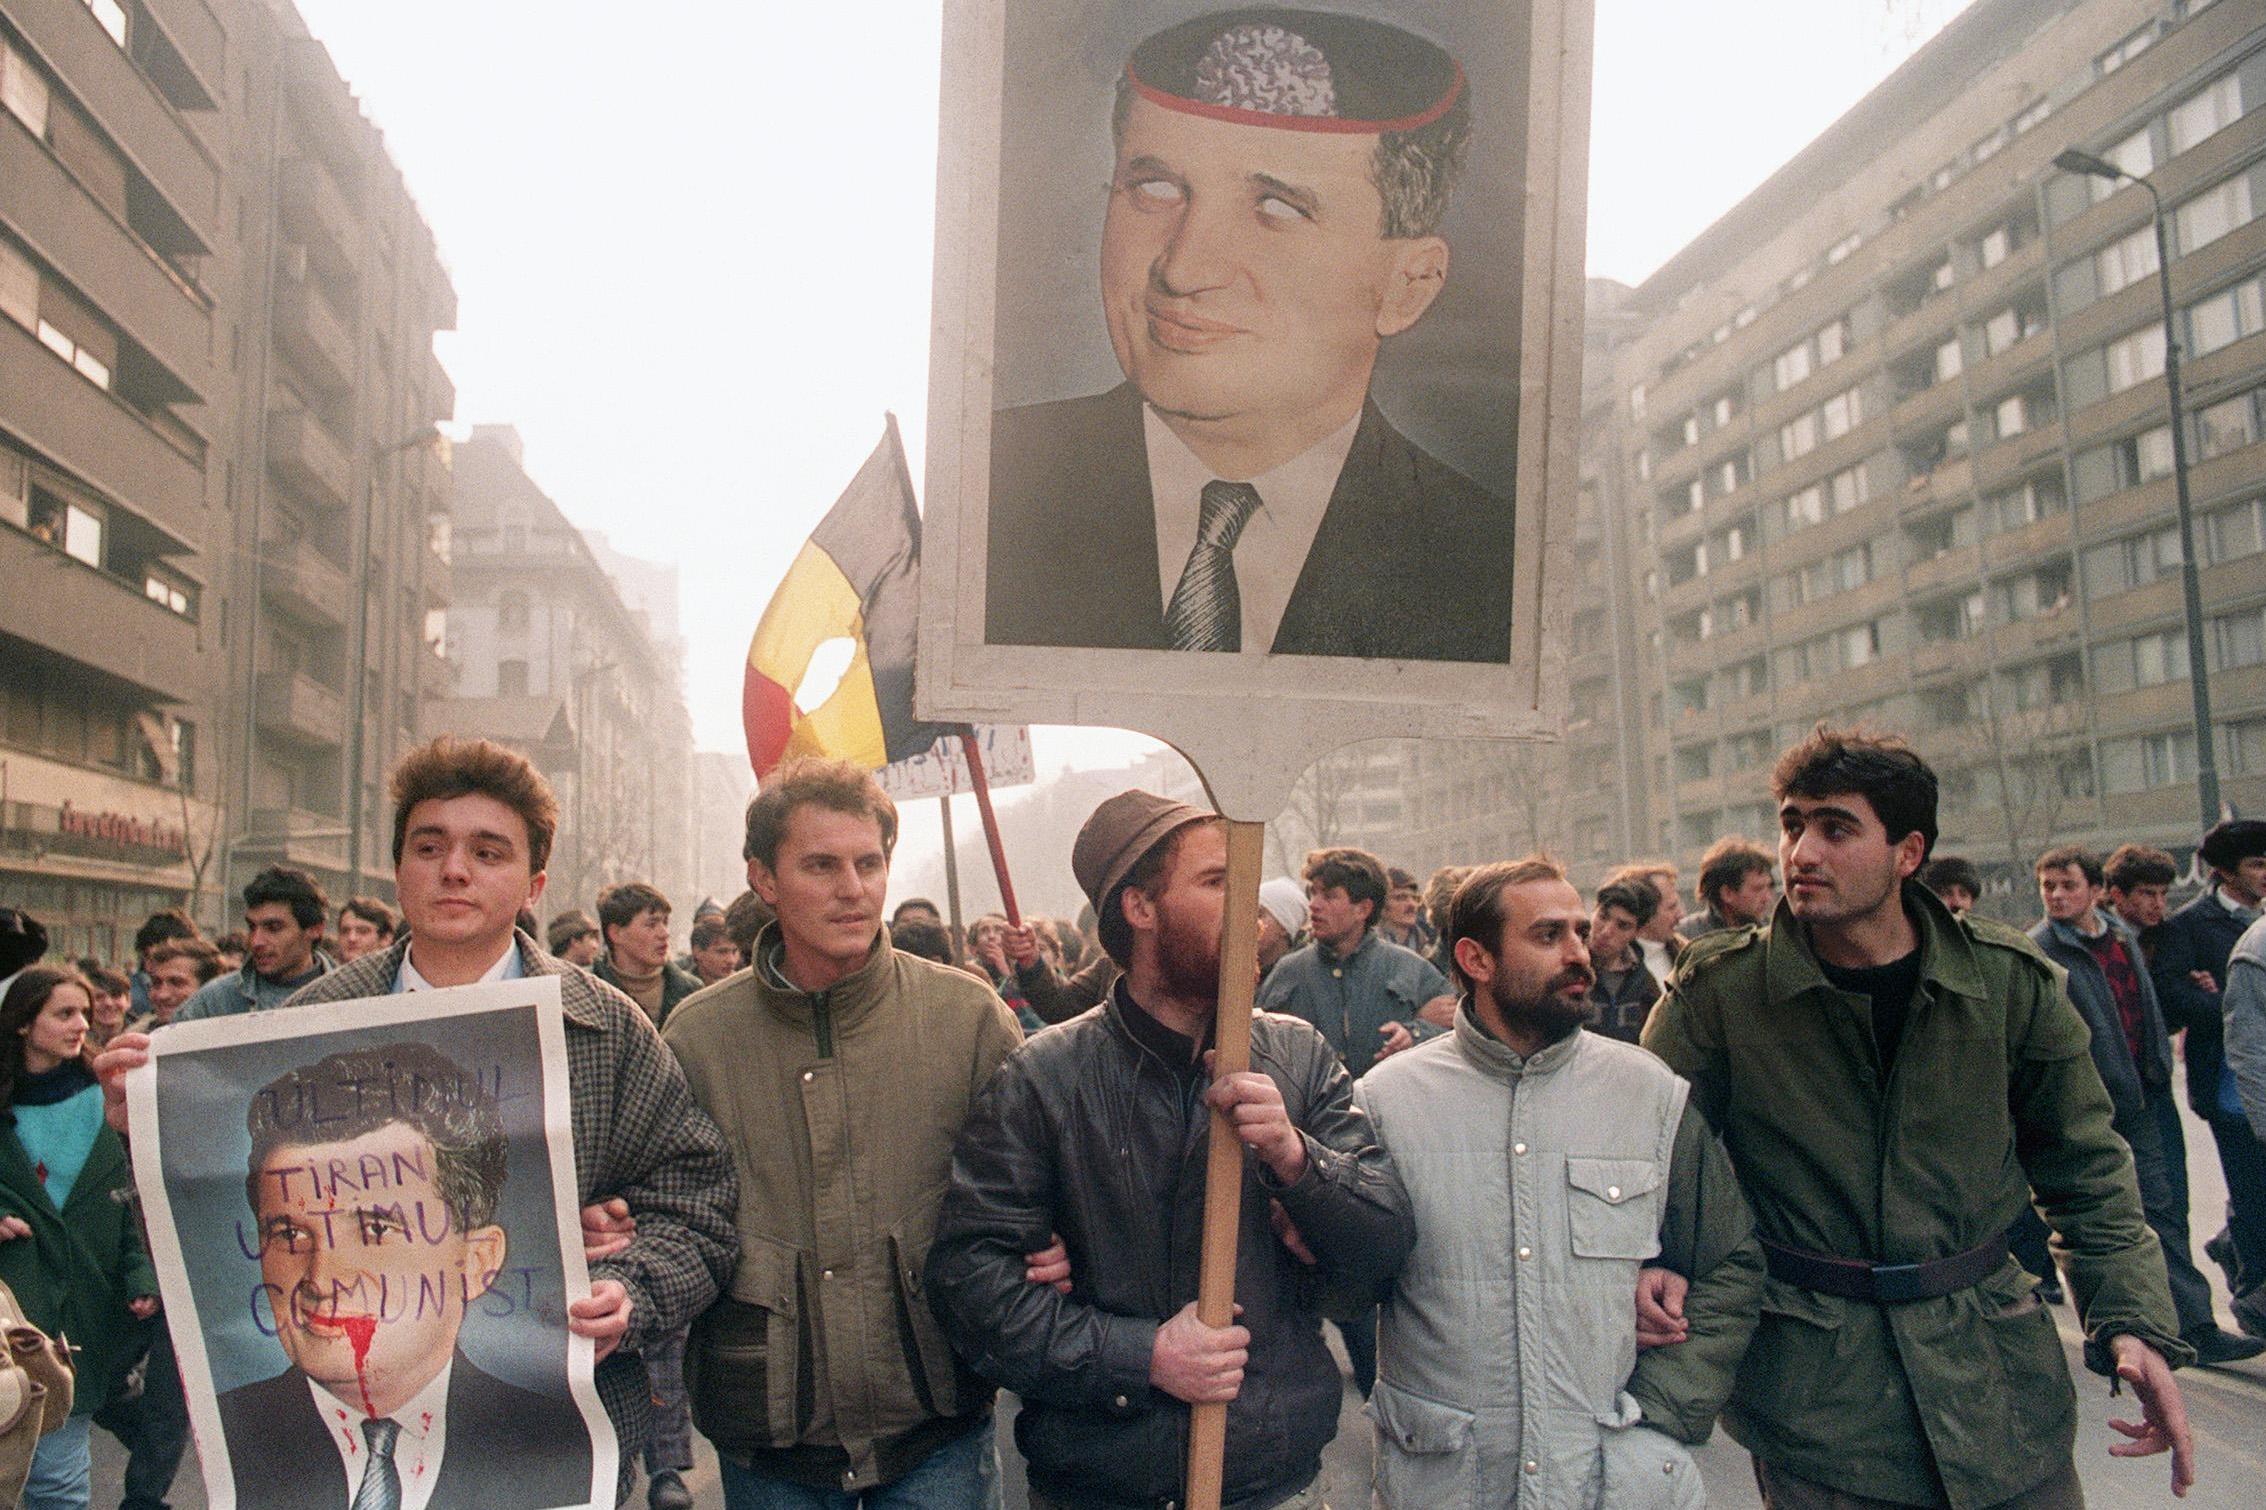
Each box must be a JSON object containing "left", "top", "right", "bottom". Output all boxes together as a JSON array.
[
  {"left": 1641, "top": 882, "right": 2186, "bottom": 1509},
  {"left": 662, "top": 925, "right": 1024, "bottom": 1492}
]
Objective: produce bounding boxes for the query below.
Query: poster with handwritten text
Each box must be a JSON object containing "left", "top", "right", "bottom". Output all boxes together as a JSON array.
[{"left": 127, "top": 977, "right": 613, "bottom": 1510}]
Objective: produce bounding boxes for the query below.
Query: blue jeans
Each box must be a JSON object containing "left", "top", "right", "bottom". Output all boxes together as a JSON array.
[
  {"left": 24, "top": 1416, "right": 91, "bottom": 1510},
  {"left": 641, "top": 1326, "right": 695, "bottom": 1476},
  {"left": 92, "top": 1320, "right": 191, "bottom": 1510},
  {"left": 718, "top": 1418, "right": 999, "bottom": 1510},
  {"left": 2138, "top": 1082, "right": 2216, "bottom": 1334}
]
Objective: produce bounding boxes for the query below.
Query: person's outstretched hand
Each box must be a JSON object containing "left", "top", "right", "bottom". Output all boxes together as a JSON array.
[{"left": 2106, "top": 1334, "right": 2194, "bottom": 1498}]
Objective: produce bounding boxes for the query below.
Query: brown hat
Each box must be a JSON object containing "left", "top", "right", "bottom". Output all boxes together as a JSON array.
[{"left": 1073, "top": 790, "right": 1211, "bottom": 945}]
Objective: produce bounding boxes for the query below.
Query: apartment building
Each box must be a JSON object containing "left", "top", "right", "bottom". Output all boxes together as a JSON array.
[
  {"left": 221, "top": 5, "right": 456, "bottom": 909},
  {"left": 1621, "top": 0, "right": 2263, "bottom": 896},
  {"left": 0, "top": 0, "right": 454, "bottom": 945},
  {"left": 1335, "top": 0, "right": 2266, "bottom": 907},
  {"left": 435, "top": 425, "right": 703, "bottom": 928}
]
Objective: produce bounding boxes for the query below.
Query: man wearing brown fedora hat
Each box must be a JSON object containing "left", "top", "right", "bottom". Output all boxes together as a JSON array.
[{"left": 928, "top": 789, "right": 1414, "bottom": 1509}]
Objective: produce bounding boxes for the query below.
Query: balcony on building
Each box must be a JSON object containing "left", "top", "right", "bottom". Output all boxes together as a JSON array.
[
  {"left": 277, "top": 157, "right": 360, "bottom": 286},
  {"left": 0, "top": 522, "right": 197, "bottom": 695},
  {"left": 237, "top": 806, "right": 348, "bottom": 873},
  {"left": 133, "top": 0, "right": 224, "bottom": 112},
  {"left": 427, "top": 347, "right": 456, "bottom": 424},
  {"left": 260, "top": 534, "right": 348, "bottom": 626},
  {"left": 420, "top": 532, "right": 451, "bottom": 607},
  {"left": 282, "top": 35, "right": 368, "bottom": 180},
  {"left": 266, "top": 406, "right": 351, "bottom": 512},
  {"left": 273, "top": 252, "right": 354, "bottom": 394},
  {"left": 0, "top": 109, "right": 211, "bottom": 384},
  {"left": 0, "top": 315, "right": 205, "bottom": 543},
  {"left": 255, "top": 671, "right": 345, "bottom": 749},
  {"left": 11, "top": 0, "right": 218, "bottom": 240}
]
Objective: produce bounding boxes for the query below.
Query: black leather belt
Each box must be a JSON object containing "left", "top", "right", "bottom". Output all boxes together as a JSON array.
[{"left": 1761, "top": 1233, "right": 2009, "bottom": 1304}]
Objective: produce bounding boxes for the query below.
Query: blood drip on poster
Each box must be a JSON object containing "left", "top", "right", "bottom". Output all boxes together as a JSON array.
[{"left": 338, "top": 1314, "right": 380, "bottom": 1417}]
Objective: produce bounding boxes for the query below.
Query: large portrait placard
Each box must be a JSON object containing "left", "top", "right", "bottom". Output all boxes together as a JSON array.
[
  {"left": 921, "top": 0, "right": 1593, "bottom": 816},
  {"left": 126, "top": 978, "right": 614, "bottom": 1510}
]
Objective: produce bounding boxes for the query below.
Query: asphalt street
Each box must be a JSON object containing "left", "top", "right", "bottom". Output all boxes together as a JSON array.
[{"left": 95, "top": 1086, "right": 2266, "bottom": 1509}]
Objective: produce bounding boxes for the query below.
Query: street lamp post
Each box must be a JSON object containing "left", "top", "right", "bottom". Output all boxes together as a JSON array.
[
  {"left": 345, "top": 426, "right": 444, "bottom": 897},
  {"left": 2054, "top": 148, "right": 2219, "bottom": 830}
]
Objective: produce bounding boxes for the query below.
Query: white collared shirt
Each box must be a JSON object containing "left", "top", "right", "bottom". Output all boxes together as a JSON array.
[
  {"left": 395, "top": 941, "right": 524, "bottom": 994},
  {"left": 1145, "top": 405, "right": 1362, "bottom": 654},
  {"left": 2216, "top": 885, "right": 2261, "bottom": 925},
  {"left": 308, "top": 1358, "right": 452, "bottom": 1510}
]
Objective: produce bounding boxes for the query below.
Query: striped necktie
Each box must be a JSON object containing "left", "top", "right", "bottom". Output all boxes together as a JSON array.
[
  {"left": 352, "top": 1417, "right": 401, "bottom": 1510},
  {"left": 1165, "top": 480, "right": 1261, "bottom": 652}
]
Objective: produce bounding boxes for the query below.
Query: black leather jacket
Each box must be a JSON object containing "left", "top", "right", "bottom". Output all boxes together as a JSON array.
[{"left": 926, "top": 984, "right": 1413, "bottom": 1509}]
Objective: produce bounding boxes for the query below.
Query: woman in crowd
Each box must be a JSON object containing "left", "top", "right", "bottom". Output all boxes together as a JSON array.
[{"left": 0, "top": 967, "right": 159, "bottom": 1509}]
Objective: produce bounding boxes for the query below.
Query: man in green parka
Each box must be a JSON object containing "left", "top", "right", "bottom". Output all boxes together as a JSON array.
[{"left": 1644, "top": 727, "right": 2195, "bottom": 1509}]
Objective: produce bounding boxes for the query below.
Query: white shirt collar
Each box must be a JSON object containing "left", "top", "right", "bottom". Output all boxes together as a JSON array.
[
  {"left": 308, "top": 1356, "right": 453, "bottom": 1510},
  {"left": 2217, "top": 885, "right": 2260, "bottom": 923},
  {"left": 396, "top": 940, "right": 524, "bottom": 994},
  {"left": 1145, "top": 405, "right": 1362, "bottom": 654}
]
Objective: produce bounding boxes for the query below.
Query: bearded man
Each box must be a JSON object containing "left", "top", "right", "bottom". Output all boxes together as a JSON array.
[
  {"left": 1354, "top": 857, "right": 1761, "bottom": 1506},
  {"left": 927, "top": 789, "right": 1414, "bottom": 1509}
]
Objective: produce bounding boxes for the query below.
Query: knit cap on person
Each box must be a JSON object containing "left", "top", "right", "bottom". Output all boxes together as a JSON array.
[{"left": 1258, "top": 877, "right": 1308, "bottom": 938}]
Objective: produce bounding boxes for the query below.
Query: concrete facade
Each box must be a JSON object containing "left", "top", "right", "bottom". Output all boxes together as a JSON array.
[
  {"left": 1, "top": 0, "right": 449, "bottom": 948},
  {"left": 437, "top": 424, "right": 707, "bottom": 937},
  {"left": 1349, "top": 0, "right": 2266, "bottom": 914}
]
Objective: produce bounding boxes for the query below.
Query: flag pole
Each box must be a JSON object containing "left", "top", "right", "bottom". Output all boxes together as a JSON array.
[
  {"left": 939, "top": 793, "right": 965, "bottom": 939},
  {"left": 957, "top": 725, "right": 1021, "bottom": 927}
]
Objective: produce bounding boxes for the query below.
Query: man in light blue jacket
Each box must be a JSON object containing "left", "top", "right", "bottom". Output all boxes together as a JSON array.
[{"left": 175, "top": 865, "right": 334, "bottom": 1021}]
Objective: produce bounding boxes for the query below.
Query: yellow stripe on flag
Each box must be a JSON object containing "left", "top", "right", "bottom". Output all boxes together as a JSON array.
[{"left": 747, "top": 541, "right": 889, "bottom": 771}]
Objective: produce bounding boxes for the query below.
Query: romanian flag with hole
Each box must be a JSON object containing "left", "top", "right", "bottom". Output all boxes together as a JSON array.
[{"left": 743, "top": 416, "right": 940, "bottom": 780}]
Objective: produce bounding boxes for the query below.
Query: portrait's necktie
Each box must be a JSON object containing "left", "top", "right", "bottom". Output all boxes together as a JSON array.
[
  {"left": 352, "top": 1416, "right": 402, "bottom": 1510},
  {"left": 1165, "top": 480, "right": 1261, "bottom": 652}
]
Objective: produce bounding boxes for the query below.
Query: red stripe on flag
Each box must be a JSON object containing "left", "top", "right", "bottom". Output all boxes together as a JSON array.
[{"left": 743, "top": 666, "right": 798, "bottom": 780}]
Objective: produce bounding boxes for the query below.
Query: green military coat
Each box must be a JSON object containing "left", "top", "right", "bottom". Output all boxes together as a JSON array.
[{"left": 1642, "top": 881, "right": 2185, "bottom": 1508}]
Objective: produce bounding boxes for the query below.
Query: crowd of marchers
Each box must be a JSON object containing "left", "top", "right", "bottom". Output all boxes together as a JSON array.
[{"left": 3, "top": 722, "right": 2261, "bottom": 1507}]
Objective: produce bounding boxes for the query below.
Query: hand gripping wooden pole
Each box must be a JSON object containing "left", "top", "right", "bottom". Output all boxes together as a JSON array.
[{"left": 1186, "top": 817, "right": 1267, "bottom": 1510}]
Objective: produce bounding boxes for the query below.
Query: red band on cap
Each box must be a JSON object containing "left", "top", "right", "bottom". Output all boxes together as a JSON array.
[{"left": 1124, "top": 60, "right": 1464, "bottom": 136}]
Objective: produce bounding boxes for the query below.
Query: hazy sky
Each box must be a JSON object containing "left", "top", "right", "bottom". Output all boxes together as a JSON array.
[{"left": 296, "top": 0, "right": 1968, "bottom": 823}]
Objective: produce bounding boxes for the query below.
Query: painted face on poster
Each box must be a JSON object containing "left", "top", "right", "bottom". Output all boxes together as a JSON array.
[
  {"left": 922, "top": 1, "right": 1591, "bottom": 818},
  {"left": 126, "top": 979, "right": 615, "bottom": 1510}
]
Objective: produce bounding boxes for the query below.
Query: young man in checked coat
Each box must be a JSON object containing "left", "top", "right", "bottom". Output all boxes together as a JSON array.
[{"left": 99, "top": 737, "right": 740, "bottom": 1503}]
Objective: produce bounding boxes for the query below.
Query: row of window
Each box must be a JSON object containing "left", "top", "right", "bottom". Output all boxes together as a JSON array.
[
  {"left": 1643, "top": 26, "right": 2255, "bottom": 432},
  {"left": 1670, "top": 372, "right": 2266, "bottom": 607},
  {"left": 1, "top": 441, "right": 198, "bottom": 619},
  {"left": 0, "top": 238, "right": 112, "bottom": 391},
  {"left": 0, "top": 662, "right": 193, "bottom": 790},
  {"left": 2065, "top": 257, "right": 2266, "bottom": 412},
  {"left": 1674, "top": 710, "right": 2266, "bottom": 847}
]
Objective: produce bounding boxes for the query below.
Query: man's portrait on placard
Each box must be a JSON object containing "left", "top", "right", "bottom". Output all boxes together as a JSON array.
[
  {"left": 146, "top": 1004, "right": 599, "bottom": 1510},
  {"left": 983, "top": 2, "right": 1526, "bottom": 664}
]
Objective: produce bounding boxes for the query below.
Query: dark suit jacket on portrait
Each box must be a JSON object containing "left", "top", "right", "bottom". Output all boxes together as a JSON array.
[
  {"left": 985, "top": 384, "right": 1514, "bottom": 662},
  {"left": 214, "top": 1352, "right": 592, "bottom": 1510}
]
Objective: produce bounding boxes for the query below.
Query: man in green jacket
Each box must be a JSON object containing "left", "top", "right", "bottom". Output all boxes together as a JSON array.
[
  {"left": 1644, "top": 727, "right": 2195, "bottom": 1509},
  {"left": 663, "top": 757, "right": 1047, "bottom": 1507}
]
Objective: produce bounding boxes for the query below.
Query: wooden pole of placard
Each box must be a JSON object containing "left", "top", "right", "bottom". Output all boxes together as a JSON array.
[{"left": 1185, "top": 817, "right": 1266, "bottom": 1510}]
